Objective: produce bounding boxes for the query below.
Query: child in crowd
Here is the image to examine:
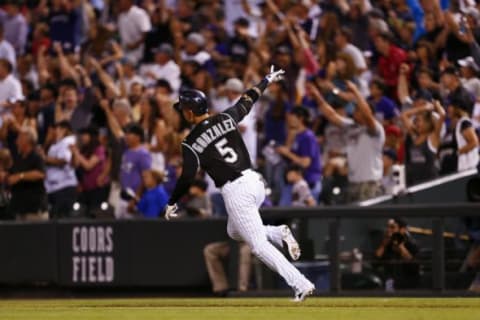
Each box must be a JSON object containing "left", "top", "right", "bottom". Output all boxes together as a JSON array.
[{"left": 286, "top": 165, "right": 316, "bottom": 207}]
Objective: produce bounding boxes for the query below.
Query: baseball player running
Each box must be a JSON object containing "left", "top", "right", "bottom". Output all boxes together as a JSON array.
[{"left": 165, "top": 66, "right": 315, "bottom": 302}]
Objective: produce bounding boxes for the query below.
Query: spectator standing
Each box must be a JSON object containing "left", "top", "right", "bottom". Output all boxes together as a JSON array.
[
  {"left": 400, "top": 101, "right": 445, "bottom": 186},
  {"left": 0, "top": 24, "right": 15, "bottom": 70},
  {"left": 0, "top": 148, "right": 11, "bottom": 219},
  {"left": 140, "top": 43, "right": 181, "bottom": 93},
  {"left": 334, "top": 27, "right": 367, "bottom": 76},
  {"left": 8, "top": 128, "right": 48, "bottom": 221},
  {"left": 118, "top": 123, "right": 152, "bottom": 219},
  {"left": 117, "top": 0, "right": 152, "bottom": 64},
  {"left": 373, "top": 32, "right": 408, "bottom": 98},
  {"left": 48, "top": 0, "right": 82, "bottom": 53},
  {"left": 458, "top": 56, "right": 480, "bottom": 99},
  {"left": 368, "top": 78, "right": 399, "bottom": 126},
  {"left": 36, "top": 85, "right": 57, "bottom": 146},
  {"left": 70, "top": 126, "right": 109, "bottom": 216},
  {"left": 276, "top": 106, "right": 322, "bottom": 201},
  {"left": 0, "top": 99, "right": 36, "bottom": 157},
  {"left": 310, "top": 81, "right": 385, "bottom": 203},
  {"left": 0, "top": 1, "right": 28, "bottom": 55},
  {"left": 181, "top": 32, "right": 211, "bottom": 66},
  {"left": 0, "top": 59, "right": 22, "bottom": 104},
  {"left": 438, "top": 92, "right": 479, "bottom": 174},
  {"left": 45, "top": 121, "right": 77, "bottom": 218}
]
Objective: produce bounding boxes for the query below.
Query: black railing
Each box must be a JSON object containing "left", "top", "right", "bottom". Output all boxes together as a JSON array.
[{"left": 260, "top": 203, "right": 480, "bottom": 293}]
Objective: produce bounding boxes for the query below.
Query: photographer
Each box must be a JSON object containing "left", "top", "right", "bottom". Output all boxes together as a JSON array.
[{"left": 375, "top": 218, "right": 420, "bottom": 290}]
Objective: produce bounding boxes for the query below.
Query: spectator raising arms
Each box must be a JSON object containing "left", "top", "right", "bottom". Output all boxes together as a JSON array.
[
  {"left": 400, "top": 100, "right": 445, "bottom": 186},
  {"left": 309, "top": 80, "right": 385, "bottom": 203},
  {"left": 44, "top": 121, "right": 77, "bottom": 219}
]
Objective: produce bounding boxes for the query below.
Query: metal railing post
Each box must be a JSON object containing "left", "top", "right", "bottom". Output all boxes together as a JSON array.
[
  {"left": 329, "top": 217, "right": 341, "bottom": 293},
  {"left": 432, "top": 218, "right": 445, "bottom": 291}
]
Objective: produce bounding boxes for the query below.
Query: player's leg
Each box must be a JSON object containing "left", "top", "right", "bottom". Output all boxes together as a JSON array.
[
  {"left": 223, "top": 178, "right": 313, "bottom": 294},
  {"left": 265, "top": 225, "right": 301, "bottom": 261}
]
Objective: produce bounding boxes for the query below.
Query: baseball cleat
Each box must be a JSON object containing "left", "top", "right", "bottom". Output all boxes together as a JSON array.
[
  {"left": 281, "top": 225, "right": 301, "bottom": 261},
  {"left": 292, "top": 285, "right": 315, "bottom": 302}
]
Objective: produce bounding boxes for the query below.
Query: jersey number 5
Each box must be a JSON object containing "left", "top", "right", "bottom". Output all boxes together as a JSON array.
[{"left": 215, "top": 138, "right": 238, "bottom": 163}]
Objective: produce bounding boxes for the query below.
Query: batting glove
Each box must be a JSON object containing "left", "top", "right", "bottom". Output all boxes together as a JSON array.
[
  {"left": 265, "top": 65, "right": 285, "bottom": 83},
  {"left": 165, "top": 203, "right": 179, "bottom": 220}
]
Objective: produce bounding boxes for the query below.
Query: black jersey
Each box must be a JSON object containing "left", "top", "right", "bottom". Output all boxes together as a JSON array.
[
  {"left": 168, "top": 79, "right": 268, "bottom": 205},
  {"left": 184, "top": 111, "right": 251, "bottom": 186}
]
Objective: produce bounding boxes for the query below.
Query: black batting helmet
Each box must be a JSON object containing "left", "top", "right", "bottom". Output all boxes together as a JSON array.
[{"left": 174, "top": 89, "right": 208, "bottom": 116}]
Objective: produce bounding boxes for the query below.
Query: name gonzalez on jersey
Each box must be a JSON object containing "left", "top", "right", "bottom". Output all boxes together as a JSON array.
[{"left": 191, "top": 117, "right": 236, "bottom": 153}]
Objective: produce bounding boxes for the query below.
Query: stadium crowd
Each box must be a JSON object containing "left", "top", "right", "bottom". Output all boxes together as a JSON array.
[{"left": 0, "top": 0, "right": 479, "bottom": 220}]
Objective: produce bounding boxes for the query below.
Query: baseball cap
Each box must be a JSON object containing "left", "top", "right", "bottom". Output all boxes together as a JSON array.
[
  {"left": 234, "top": 17, "right": 250, "bottom": 28},
  {"left": 449, "top": 88, "right": 474, "bottom": 114},
  {"left": 79, "top": 125, "right": 99, "bottom": 136},
  {"left": 186, "top": 33, "right": 206, "bottom": 47},
  {"left": 385, "top": 125, "right": 402, "bottom": 137},
  {"left": 458, "top": 56, "right": 480, "bottom": 72},
  {"left": 225, "top": 78, "right": 244, "bottom": 93},
  {"left": 153, "top": 43, "right": 174, "bottom": 57},
  {"left": 275, "top": 45, "right": 291, "bottom": 55}
]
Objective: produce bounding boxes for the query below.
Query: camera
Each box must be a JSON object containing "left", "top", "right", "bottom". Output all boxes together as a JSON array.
[{"left": 390, "top": 232, "right": 405, "bottom": 246}]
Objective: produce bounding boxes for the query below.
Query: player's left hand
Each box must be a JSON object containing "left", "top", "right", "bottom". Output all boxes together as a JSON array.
[
  {"left": 165, "top": 204, "right": 179, "bottom": 220},
  {"left": 265, "top": 65, "right": 285, "bottom": 83}
]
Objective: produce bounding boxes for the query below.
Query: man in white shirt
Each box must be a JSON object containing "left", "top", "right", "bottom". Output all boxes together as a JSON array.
[
  {"left": 458, "top": 56, "right": 480, "bottom": 99},
  {"left": 0, "top": 23, "right": 15, "bottom": 69},
  {"left": 309, "top": 81, "right": 384, "bottom": 203},
  {"left": 140, "top": 43, "right": 181, "bottom": 93},
  {"left": 181, "top": 33, "right": 211, "bottom": 66},
  {"left": 0, "top": 58, "right": 22, "bottom": 105},
  {"left": 117, "top": 0, "right": 152, "bottom": 64},
  {"left": 334, "top": 27, "right": 367, "bottom": 74}
]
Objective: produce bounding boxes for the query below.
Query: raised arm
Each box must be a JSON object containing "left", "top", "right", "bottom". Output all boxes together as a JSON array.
[
  {"left": 347, "top": 81, "right": 377, "bottom": 131},
  {"left": 307, "top": 82, "right": 346, "bottom": 127},
  {"left": 224, "top": 65, "right": 285, "bottom": 123}
]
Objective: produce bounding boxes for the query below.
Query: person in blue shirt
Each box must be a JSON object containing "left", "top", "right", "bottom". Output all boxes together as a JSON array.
[{"left": 135, "top": 169, "right": 168, "bottom": 218}]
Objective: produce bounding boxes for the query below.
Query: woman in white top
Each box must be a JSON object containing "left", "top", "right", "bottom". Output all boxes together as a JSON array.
[
  {"left": 438, "top": 97, "right": 479, "bottom": 174},
  {"left": 45, "top": 120, "right": 78, "bottom": 218}
]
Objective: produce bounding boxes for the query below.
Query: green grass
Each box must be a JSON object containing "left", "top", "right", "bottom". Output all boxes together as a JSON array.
[{"left": 0, "top": 297, "right": 479, "bottom": 320}]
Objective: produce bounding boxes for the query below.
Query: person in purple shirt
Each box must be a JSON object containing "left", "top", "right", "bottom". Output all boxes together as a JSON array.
[
  {"left": 118, "top": 123, "right": 152, "bottom": 218},
  {"left": 276, "top": 107, "right": 322, "bottom": 203},
  {"left": 368, "top": 78, "right": 399, "bottom": 126}
]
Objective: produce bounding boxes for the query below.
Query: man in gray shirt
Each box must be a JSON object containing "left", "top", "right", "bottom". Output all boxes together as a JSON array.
[{"left": 308, "top": 80, "right": 385, "bottom": 203}]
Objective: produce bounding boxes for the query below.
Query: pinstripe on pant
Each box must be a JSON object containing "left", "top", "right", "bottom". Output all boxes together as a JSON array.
[{"left": 221, "top": 170, "right": 312, "bottom": 292}]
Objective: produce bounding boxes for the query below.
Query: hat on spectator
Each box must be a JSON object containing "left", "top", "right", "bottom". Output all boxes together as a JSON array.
[
  {"left": 383, "top": 148, "right": 398, "bottom": 162},
  {"left": 449, "top": 88, "right": 474, "bottom": 114},
  {"left": 225, "top": 78, "right": 244, "bottom": 93},
  {"left": 458, "top": 56, "right": 480, "bottom": 72},
  {"left": 463, "top": 7, "right": 480, "bottom": 21},
  {"left": 385, "top": 125, "right": 402, "bottom": 137},
  {"left": 124, "top": 123, "right": 145, "bottom": 140},
  {"left": 186, "top": 33, "right": 206, "bottom": 48},
  {"left": 153, "top": 43, "right": 174, "bottom": 57}
]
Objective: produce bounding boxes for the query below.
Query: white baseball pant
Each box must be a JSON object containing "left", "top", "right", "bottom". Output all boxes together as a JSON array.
[{"left": 221, "top": 169, "right": 312, "bottom": 292}]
